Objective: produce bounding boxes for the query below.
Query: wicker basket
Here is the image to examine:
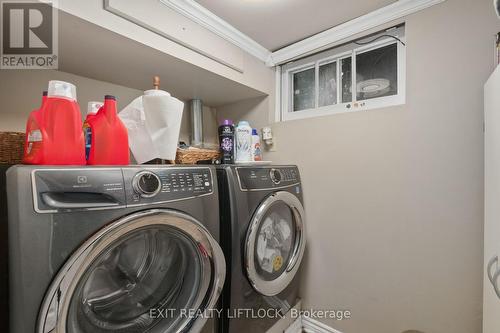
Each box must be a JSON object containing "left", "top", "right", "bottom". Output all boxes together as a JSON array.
[
  {"left": 175, "top": 147, "right": 221, "bottom": 164},
  {"left": 0, "top": 132, "right": 222, "bottom": 165},
  {"left": 0, "top": 132, "right": 25, "bottom": 164}
]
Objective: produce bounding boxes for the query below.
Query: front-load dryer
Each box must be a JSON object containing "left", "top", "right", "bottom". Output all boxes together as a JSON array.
[
  {"left": 7, "top": 165, "right": 225, "bottom": 333},
  {"left": 216, "top": 165, "right": 306, "bottom": 333}
]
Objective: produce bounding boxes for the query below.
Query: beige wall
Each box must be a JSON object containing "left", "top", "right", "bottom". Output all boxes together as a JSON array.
[
  {"left": 217, "top": 0, "right": 500, "bottom": 332},
  {"left": 0, "top": 70, "right": 143, "bottom": 131},
  {"left": 0, "top": 70, "right": 217, "bottom": 145},
  {"left": 216, "top": 95, "right": 275, "bottom": 130}
]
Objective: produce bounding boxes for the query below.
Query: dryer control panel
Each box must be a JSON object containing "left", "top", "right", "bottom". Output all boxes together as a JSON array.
[
  {"left": 32, "top": 167, "right": 214, "bottom": 212},
  {"left": 123, "top": 167, "right": 213, "bottom": 205},
  {"left": 236, "top": 166, "right": 300, "bottom": 190}
]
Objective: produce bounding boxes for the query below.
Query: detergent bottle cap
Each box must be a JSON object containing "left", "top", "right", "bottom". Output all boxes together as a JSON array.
[
  {"left": 87, "top": 101, "right": 103, "bottom": 115},
  {"left": 48, "top": 80, "right": 77, "bottom": 101}
]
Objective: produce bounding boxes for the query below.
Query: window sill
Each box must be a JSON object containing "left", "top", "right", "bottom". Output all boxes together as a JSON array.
[{"left": 281, "top": 94, "right": 405, "bottom": 122}]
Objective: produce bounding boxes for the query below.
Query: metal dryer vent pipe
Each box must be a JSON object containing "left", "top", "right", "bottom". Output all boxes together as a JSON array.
[{"left": 190, "top": 99, "right": 203, "bottom": 147}]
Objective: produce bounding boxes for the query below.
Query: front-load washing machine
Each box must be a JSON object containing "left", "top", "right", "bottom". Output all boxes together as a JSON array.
[
  {"left": 7, "top": 165, "right": 225, "bottom": 333},
  {"left": 216, "top": 165, "right": 306, "bottom": 333}
]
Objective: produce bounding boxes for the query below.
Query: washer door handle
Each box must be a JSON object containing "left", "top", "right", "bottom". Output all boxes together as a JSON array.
[{"left": 41, "top": 192, "right": 120, "bottom": 209}]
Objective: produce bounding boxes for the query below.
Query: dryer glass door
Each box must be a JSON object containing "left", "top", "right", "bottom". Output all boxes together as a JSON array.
[
  {"left": 37, "top": 209, "right": 225, "bottom": 333},
  {"left": 245, "top": 191, "right": 306, "bottom": 296}
]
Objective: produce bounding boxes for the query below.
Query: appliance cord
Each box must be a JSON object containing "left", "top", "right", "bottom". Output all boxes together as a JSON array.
[{"left": 354, "top": 34, "right": 406, "bottom": 46}]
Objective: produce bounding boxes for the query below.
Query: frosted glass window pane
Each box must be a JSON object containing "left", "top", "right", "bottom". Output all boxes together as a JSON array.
[
  {"left": 318, "top": 62, "right": 337, "bottom": 107},
  {"left": 341, "top": 57, "right": 352, "bottom": 103},
  {"left": 356, "top": 43, "right": 397, "bottom": 101},
  {"left": 292, "top": 68, "right": 315, "bottom": 111}
]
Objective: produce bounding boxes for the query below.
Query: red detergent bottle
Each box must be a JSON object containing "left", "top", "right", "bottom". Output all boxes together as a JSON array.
[
  {"left": 22, "top": 91, "right": 46, "bottom": 160},
  {"left": 86, "top": 95, "right": 129, "bottom": 165},
  {"left": 83, "top": 101, "right": 103, "bottom": 160},
  {"left": 23, "top": 81, "right": 86, "bottom": 165}
]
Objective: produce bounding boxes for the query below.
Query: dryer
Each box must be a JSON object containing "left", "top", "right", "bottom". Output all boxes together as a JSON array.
[
  {"left": 7, "top": 165, "right": 225, "bottom": 333},
  {"left": 216, "top": 165, "right": 306, "bottom": 333}
]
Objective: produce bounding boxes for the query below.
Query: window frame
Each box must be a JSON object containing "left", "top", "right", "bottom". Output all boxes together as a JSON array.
[{"left": 280, "top": 31, "right": 406, "bottom": 122}]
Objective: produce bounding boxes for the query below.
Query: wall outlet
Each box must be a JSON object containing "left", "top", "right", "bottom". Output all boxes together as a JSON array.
[{"left": 262, "top": 126, "right": 276, "bottom": 152}]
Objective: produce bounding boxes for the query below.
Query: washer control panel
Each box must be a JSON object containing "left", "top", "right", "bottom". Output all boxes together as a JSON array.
[
  {"left": 237, "top": 166, "right": 300, "bottom": 190},
  {"left": 123, "top": 167, "right": 213, "bottom": 205},
  {"left": 31, "top": 167, "right": 213, "bottom": 212}
]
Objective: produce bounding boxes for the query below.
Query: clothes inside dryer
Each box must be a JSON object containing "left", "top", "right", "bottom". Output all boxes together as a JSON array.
[
  {"left": 255, "top": 201, "right": 296, "bottom": 280},
  {"left": 67, "top": 225, "right": 204, "bottom": 333}
]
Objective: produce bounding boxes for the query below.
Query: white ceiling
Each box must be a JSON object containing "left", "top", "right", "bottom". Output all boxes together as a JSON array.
[{"left": 195, "top": 0, "right": 398, "bottom": 51}]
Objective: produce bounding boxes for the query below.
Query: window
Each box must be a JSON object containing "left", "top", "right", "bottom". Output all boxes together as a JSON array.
[
  {"left": 280, "top": 26, "right": 406, "bottom": 121},
  {"left": 318, "top": 61, "right": 337, "bottom": 107},
  {"left": 293, "top": 66, "right": 315, "bottom": 111},
  {"left": 356, "top": 43, "right": 398, "bottom": 101}
]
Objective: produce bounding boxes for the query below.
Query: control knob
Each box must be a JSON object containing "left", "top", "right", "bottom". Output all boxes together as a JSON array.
[
  {"left": 133, "top": 171, "right": 161, "bottom": 197},
  {"left": 270, "top": 168, "right": 282, "bottom": 185}
]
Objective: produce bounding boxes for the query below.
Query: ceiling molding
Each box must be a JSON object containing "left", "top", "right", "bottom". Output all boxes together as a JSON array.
[
  {"left": 268, "top": 0, "right": 446, "bottom": 66},
  {"left": 159, "top": 0, "right": 271, "bottom": 63},
  {"left": 160, "top": 0, "right": 446, "bottom": 67}
]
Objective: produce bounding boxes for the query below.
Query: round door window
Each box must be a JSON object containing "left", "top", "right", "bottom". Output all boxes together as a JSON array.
[
  {"left": 37, "top": 210, "right": 225, "bottom": 333},
  {"left": 67, "top": 226, "right": 203, "bottom": 332},
  {"left": 245, "top": 191, "right": 306, "bottom": 296},
  {"left": 255, "top": 201, "right": 297, "bottom": 281}
]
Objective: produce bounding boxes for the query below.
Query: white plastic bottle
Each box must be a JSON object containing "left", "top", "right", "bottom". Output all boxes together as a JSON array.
[
  {"left": 251, "top": 128, "right": 262, "bottom": 161},
  {"left": 235, "top": 121, "right": 253, "bottom": 162}
]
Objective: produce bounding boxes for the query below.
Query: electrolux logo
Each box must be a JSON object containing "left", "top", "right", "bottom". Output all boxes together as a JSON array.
[{"left": 1, "top": 0, "right": 58, "bottom": 69}]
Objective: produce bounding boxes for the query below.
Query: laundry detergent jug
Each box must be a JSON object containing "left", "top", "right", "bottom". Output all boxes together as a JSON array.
[
  {"left": 86, "top": 95, "right": 129, "bottom": 165},
  {"left": 23, "top": 81, "right": 86, "bottom": 165},
  {"left": 83, "top": 101, "right": 103, "bottom": 160}
]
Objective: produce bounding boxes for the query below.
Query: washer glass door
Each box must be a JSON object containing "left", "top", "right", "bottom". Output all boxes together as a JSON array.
[
  {"left": 38, "top": 209, "right": 225, "bottom": 333},
  {"left": 245, "top": 191, "right": 306, "bottom": 296}
]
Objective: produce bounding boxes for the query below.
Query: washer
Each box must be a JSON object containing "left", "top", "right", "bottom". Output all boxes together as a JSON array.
[
  {"left": 7, "top": 165, "right": 225, "bottom": 333},
  {"left": 216, "top": 165, "right": 306, "bottom": 333},
  {"left": 0, "top": 166, "right": 10, "bottom": 330}
]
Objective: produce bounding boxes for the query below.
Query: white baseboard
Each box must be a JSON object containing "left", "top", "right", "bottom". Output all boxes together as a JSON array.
[{"left": 285, "top": 316, "right": 343, "bottom": 333}]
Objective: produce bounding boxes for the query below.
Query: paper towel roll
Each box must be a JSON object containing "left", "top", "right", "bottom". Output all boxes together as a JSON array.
[
  {"left": 143, "top": 90, "right": 184, "bottom": 160},
  {"left": 119, "top": 89, "right": 184, "bottom": 163}
]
